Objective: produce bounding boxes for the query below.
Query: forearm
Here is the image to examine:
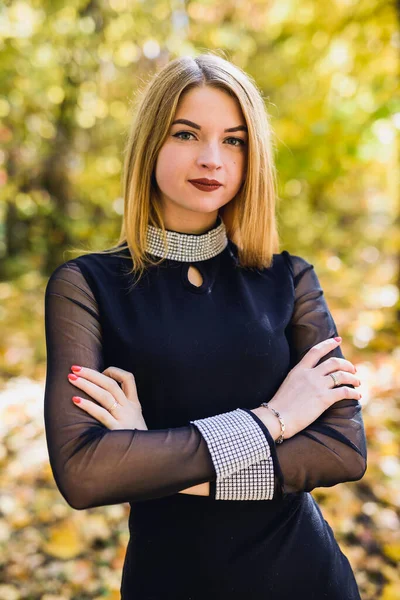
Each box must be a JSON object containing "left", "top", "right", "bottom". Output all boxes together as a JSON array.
[
  {"left": 45, "top": 419, "right": 217, "bottom": 509},
  {"left": 252, "top": 399, "right": 366, "bottom": 495}
]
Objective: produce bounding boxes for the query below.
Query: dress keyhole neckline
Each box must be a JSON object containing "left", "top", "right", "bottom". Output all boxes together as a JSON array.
[
  {"left": 181, "top": 263, "right": 210, "bottom": 294},
  {"left": 187, "top": 265, "right": 203, "bottom": 288}
]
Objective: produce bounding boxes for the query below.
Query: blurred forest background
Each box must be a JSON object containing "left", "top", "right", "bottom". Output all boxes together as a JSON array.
[{"left": 0, "top": 0, "right": 399, "bottom": 599}]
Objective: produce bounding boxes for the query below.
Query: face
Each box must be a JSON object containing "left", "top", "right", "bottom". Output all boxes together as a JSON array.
[{"left": 154, "top": 85, "right": 248, "bottom": 231}]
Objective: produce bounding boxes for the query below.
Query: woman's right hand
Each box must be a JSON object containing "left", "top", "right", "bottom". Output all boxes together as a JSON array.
[{"left": 254, "top": 337, "right": 362, "bottom": 441}]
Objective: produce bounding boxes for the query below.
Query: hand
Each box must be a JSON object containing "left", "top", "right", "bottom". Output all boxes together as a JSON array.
[
  {"left": 68, "top": 366, "right": 148, "bottom": 431},
  {"left": 255, "top": 337, "right": 361, "bottom": 440},
  {"left": 68, "top": 366, "right": 209, "bottom": 496}
]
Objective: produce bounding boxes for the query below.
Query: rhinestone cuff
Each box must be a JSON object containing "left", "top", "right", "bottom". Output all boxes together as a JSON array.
[
  {"left": 190, "top": 408, "right": 274, "bottom": 500},
  {"left": 215, "top": 458, "right": 274, "bottom": 501}
]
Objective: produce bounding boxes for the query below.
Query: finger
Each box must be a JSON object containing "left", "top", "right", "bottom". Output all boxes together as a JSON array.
[
  {"left": 325, "top": 371, "right": 361, "bottom": 389},
  {"left": 68, "top": 367, "right": 127, "bottom": 405},
  {"left": 317, "top": 357, "right": 357, "bottom": 376},
  {"left": 71, "top": 396, "right": 116, "bottom": 429},
  {"left": 102, "top": 366, "right": 139, "bottom": 405},
  {"left": 299, "top": 338, "right": 342, "bottom": 369},
  {"left": 68, "top": 373, "right": 122, "bottom": 409},
  {"left": 330, "top": 385, "right": 362, "bottom": 402}
]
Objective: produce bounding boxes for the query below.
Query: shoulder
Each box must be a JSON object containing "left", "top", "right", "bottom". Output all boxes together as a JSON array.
[
  {"left": 45, "top": 257, "right": 99, "bottom": 306},
  {"left": 49, "top": 248, "right": 130, "bottom": 282},
  {"left": 275, "top": 250, "right": 314, "bottom": 279},
  {"left": 45, "top": 258, "right": 84, "bottom": 292},
  {"left": 45, "top": 251, "right": 117, "bottom": 294}
]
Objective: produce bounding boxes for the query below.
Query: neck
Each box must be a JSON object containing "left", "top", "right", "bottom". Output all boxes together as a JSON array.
[{"left": 161, "top": 213, "right": 220, "bottom": 236}]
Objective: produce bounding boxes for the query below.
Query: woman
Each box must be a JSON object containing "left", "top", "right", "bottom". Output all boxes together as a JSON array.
[{"left": 44, "top": 53, "right": 367, "bottom": 599}]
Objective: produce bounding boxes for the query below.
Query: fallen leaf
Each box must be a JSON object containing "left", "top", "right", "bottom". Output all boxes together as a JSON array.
[{"left": 42, "top": 521, "right": 85, "bottom": 559}]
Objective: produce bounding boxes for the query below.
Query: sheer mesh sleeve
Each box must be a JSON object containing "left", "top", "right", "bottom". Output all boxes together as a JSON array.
[
  {"left": 44, "top": 262, "right": 219, "bottom": 509},
  {"left": 44, "top": 262, "right": 273, "bottom": 508},
  {"left": 274, "top": 252, "right": 367, "bottom": 496}
]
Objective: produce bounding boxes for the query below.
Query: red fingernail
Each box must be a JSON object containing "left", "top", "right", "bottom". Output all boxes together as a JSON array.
[
  {"left": 68, "top": 374, "right": 78, "bottom": 381},
  {"left": 72, "top": 396, "right": 81, "bottom": 404},
  {"left": 71, "top": 365, "right": 82, "bottom": 372},
  {"left": 334, "top": 336, "right": 342, "bottom": 342}
]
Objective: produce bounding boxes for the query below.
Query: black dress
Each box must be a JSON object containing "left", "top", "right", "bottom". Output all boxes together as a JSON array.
[{"left": 44, "top": 238, "right": 367, "bottom": 600}]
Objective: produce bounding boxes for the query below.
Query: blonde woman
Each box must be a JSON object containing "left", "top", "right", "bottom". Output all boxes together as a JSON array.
[{"left": 44, "top": 53, "right": 367, "bottom": 599}]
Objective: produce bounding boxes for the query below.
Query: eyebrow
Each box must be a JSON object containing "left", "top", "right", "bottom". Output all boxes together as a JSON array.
[{"left": 171, "top": 118, "right": 248, "bottom": 133}]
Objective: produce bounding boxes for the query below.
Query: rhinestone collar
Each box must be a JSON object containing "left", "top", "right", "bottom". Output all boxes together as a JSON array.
[{"left": 146, "top": 215, "right": 228, "bottom": 262}]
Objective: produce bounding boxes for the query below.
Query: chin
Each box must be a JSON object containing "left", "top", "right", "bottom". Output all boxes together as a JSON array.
[{"left": 175, "top": 198, "right": 224, "bottom": 214}]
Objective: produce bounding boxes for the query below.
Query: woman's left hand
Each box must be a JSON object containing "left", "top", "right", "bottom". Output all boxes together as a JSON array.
[{"left": 68, "top": 365, "right": 148, "bottom": 431}]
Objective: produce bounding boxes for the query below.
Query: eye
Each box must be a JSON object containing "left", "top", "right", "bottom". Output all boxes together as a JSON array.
[
  {"left": 172, "top": 131, "right": 246, "bottom": 147},
  {"left": 225, "top": 137, "right": 246, "bottom": 147},
  {"left": 173, "top": 131, "right": 196, "bottom": 141}
]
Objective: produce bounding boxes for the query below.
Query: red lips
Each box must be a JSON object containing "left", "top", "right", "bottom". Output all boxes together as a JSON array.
[
  {"left": 188, "top": 178, "right": 222, "bottom": 186},
  {"left": 189, "top": 180, "right": 222, "bottom": 192}
]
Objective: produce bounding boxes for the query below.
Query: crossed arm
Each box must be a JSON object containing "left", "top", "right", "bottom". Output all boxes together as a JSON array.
[{"left": 43, "top": 257, "right": 366, "bottom": 510}]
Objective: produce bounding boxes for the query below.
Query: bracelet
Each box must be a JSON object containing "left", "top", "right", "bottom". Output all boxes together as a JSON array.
[{"left": 260, "top": 402, "right": 285, "bottom": 444}]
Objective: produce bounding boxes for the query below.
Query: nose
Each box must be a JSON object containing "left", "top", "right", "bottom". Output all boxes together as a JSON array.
[{"left": 196, "top": 142, "right": 222, "bottom": 170}]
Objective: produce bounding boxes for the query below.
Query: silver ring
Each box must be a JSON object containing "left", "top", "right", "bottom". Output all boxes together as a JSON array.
[
  {"left": 108, "top": 399, "right": 119, "bottom": 412},
  {"left": 329, "top": 372, "right": 339, "bottom": 387}
]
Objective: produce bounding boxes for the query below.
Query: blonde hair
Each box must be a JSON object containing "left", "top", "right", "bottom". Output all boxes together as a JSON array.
[{"left": 71, "top": 51, "right": 280, "bottom": 286}]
